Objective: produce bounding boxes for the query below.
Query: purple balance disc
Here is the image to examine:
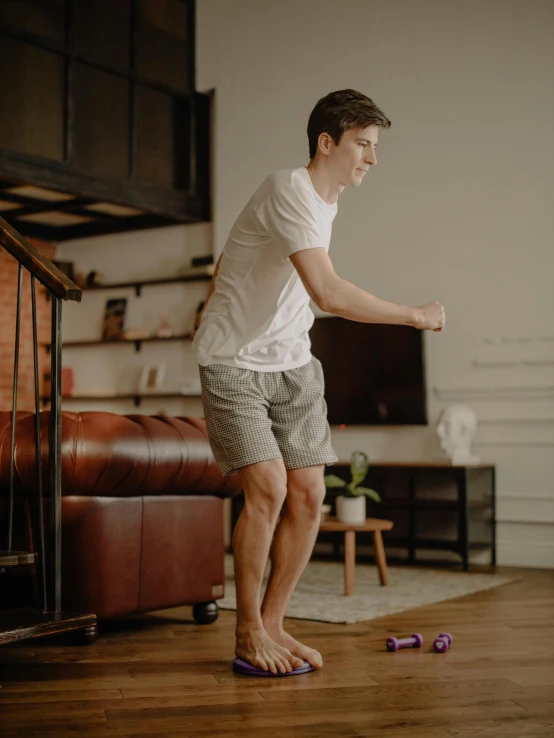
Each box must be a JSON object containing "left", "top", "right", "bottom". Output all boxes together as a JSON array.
[{"left": 232, "top": 657, "right": 314, "bottom": 677}]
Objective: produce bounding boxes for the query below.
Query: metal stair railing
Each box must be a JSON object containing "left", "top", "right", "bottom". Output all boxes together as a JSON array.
[{"left": 0, "top": 215, "right": 97, "bottom": 646}]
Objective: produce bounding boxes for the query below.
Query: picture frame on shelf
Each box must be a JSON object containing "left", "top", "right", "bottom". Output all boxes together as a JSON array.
[
  {"left": 138, "top": 363, "right": 166, "bottom": 393},
  {"left": 102, "top": 298, "right": 127, "bottom": 341}
]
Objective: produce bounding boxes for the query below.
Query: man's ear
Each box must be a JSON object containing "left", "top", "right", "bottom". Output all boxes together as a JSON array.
[{"left": 317, "top": 132, "right": 332, "bottom": 156}]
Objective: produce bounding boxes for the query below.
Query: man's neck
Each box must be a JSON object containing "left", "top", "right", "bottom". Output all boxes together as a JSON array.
[{"left": 305, "top": 162, "right": 343, "bottom": 204}]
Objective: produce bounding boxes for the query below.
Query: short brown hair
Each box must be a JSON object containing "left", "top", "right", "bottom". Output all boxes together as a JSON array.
[{"left": 307, "top": 89, "right": 391, "bottom": 159}]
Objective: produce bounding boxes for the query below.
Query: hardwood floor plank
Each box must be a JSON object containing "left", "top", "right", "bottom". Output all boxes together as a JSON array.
[
  {"left": 443, "top": 665, "right": 554, "bottom": 686},
  {"left": 172, "top": 724, "right": 360, "bottom": 738},
  {"left": 343, "top": 701, "right": 527, "bottom": 735},
  {"left": 127, "top": 659, "right": 231, "bottom": 677},
  {"left": 0, "top": 707, "right": 108, "bottom": 730},
  {"left": 0, "top": 688, "right": 121, "bottom": 704},
  {"left": 0, "top": 673, "right": 218, "bottom": 692},
  {"left": 0, "top": 715, "right": 248, "bottom": 737},
  {"left": 444, "top": 719, "right": 554, "bottom": 737}
]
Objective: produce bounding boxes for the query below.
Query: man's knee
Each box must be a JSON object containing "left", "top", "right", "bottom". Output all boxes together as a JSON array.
[
  {"left": 240, "top": 459, "right": 288, "bottom": 518},
  {"left": 286, "top": 467, "right": 326, "bottom": 521}
]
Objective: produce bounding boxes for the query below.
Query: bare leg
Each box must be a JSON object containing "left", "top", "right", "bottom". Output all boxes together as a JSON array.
[
  {"left": 233, "top": 459, "right": 304, "bottom": 674},
  {"left": 261, "top": 465, "right": 326, "bottom": 669}
]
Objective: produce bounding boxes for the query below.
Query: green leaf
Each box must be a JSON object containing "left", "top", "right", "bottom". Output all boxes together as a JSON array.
[
  {"left": 350, "top": 450, "right": 369, "bottom": 488},
  {"left": 350, "top": 486, "right": 381, "bottom": 503},
  {"left": 324, "top": 474, "right": 347, "bottom": 489}
]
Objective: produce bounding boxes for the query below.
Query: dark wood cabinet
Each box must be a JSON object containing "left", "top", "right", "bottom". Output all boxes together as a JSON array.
[
  {"left": 321, "top": 462, "right": 496, "bottom": 571},
  {"left": 230, "top": 461, "right": 496, "bottom": 571}
]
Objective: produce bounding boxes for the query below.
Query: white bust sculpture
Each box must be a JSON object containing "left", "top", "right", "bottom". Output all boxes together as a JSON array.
[{"left": 436, "top": 404, "right": 480, "bottom": 465}]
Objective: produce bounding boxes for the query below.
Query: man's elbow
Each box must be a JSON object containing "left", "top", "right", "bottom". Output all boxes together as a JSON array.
[
  {"left": 309, "top": 278, "right": 342, "bottom": 313},
  {"left": 313, "top": 289, "right": 336, "bottom": 314}
]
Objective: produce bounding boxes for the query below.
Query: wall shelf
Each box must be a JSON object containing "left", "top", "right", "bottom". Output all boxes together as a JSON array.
[
  {"left": 84, "top": 272, "right": 212, "bottom": 296},
  {"left": 42, "top": 272, "right": 209, "bottom": 401},
  {"left": 44, "top": 334, "right": 192, "bottom": 353},
  {"left": 40, "top": 392, "right": 202, "bottom": 408}
]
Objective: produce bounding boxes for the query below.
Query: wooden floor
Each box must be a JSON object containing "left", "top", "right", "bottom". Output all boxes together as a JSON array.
[{"left": 0, "top": 566, "right": 553, "bottom": 737}]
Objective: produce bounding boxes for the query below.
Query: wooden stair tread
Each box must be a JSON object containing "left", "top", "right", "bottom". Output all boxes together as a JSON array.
[
  {"left": 0, "top": 551, "right": 37, "bottom": 567},
  {"left": 0, "top": 608, "right": 96, "bottom": 645}
]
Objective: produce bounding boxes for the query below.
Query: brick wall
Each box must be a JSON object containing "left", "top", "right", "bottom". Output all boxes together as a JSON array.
[{"left": 0, "top": 240, "right": 55, "bottom": 411}]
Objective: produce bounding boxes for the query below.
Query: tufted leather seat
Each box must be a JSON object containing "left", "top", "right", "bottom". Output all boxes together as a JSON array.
[{"left": 0, "top": 411, "right": 242, "bottom": 620}]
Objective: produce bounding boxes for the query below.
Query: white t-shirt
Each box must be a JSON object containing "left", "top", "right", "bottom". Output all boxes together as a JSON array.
[{"left": 193, "top": 167, "right": 338, "bottom": 371}]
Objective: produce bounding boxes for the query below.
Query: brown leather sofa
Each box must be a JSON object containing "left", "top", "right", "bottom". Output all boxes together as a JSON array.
[{"left": 0, "top": 411, "right": 241, "bottom": 631}]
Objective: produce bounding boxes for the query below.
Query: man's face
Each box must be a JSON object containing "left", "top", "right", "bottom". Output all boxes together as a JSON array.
[{"left": 328, "top": 125, "right": 379, "bottom": 188}]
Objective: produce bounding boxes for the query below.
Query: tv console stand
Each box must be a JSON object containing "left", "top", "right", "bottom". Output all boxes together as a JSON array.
[{"left": 320, "top": 461, "right": 496, "bottom": 571}]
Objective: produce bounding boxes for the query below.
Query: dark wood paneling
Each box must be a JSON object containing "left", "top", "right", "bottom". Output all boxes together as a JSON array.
[{"left": 0, "top": 36, "right": 65, "bottom": 161}]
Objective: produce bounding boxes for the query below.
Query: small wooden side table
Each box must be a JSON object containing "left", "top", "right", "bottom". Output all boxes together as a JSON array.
[{"left": 318, "top": 517, "right": 394, "bottom": 596}]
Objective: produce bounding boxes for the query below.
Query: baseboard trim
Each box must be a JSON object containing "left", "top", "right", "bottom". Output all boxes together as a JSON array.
[{"left": 497, "top": 540, "right": 554, "bottom": 569}]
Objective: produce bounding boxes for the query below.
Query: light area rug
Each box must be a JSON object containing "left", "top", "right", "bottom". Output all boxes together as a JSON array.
[{"left": 218, "top": 555, "right": 519, "bottom": 624}]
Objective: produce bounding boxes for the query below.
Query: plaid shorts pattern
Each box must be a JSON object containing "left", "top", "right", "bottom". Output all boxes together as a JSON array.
[{"left": 199, "top": 357, "right": 338, "bottom": 477}]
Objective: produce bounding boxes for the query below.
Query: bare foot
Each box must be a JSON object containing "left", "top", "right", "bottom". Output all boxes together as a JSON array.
[
  {"left": 235, "top": 628, "right": 304, "bottom": 674},
  {"left": 265, "top": 627, "right": 323, "bottom": 670}
]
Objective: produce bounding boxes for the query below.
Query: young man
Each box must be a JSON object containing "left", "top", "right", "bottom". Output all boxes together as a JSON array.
[{"left": 192, "top": 89, "right": 445, "bottom": 675}]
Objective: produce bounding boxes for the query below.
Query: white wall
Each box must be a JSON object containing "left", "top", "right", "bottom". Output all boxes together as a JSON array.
[
  {"left": 195, "top": 0, "right": 554, "bottom": 567},
  {"left": 58, "top": 0, "right": 554, "bottom": 567}
]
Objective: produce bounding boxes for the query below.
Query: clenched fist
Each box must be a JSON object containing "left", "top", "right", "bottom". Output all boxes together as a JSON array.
[{"left": 416, "top": 301, "right": 446, "bottom": 331}]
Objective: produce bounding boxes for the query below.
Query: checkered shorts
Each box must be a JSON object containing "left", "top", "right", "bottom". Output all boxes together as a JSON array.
[{"left": 199, "top": 357, "right": 338, "bottom": 477}]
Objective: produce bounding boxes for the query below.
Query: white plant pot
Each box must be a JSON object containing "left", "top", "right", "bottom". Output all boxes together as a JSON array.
[{"left": 336, "top": 495, "right": 366, "bottom": 525}]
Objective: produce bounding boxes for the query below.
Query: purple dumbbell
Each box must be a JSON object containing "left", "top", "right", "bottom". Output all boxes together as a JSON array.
[
  {"left": 386, "top": 633, "right": 423, "bottom": 652},
  {"left": 433, "top": 632, "right": 453, "bottom": 653}
]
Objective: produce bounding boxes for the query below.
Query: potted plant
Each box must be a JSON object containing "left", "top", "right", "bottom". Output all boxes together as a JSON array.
[{"left": 324, "top": 451, "right": 381, "bottom": 525}]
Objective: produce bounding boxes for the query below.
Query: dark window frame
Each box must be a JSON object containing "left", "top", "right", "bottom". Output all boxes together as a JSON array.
[{"left": 0, "top": 0, "right": 198, "bottom": 187}]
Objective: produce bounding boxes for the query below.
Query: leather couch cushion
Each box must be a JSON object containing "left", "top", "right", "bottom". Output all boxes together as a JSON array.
[{"left": 0, "top": 411, "right": 241, "bottom": 498}]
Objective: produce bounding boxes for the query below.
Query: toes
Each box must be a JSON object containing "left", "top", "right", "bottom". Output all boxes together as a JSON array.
[
  {"left": 306, "top": 650, "right": 323, "bottom": 669},
  {"left": 281, "top": 657, "right": 293, "bottom": 672},
  {"left": 274, "top": 649, "right": 293, "bottom": 673}
]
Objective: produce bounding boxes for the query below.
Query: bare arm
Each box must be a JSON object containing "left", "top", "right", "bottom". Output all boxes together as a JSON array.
[
  {"left": 190, "top": 252, "right": 223, "bottom": 339},
  {"left": 289, "top": 248, "right": 445, "bottom": 331}
]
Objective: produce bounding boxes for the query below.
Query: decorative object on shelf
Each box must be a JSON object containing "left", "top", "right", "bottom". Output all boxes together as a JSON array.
[
  {"left": 53, "top": 260, "right": 75, "bottom": 281},
  {"left": 179, "top": 378, "right": 202, "bottom": 395},
  {"left": 155, "top": 313, "right": 173, "bottom": 338},
  {"left": 61, "top": 367, "right": 74, "bottom": 398},
  {"left": 122, "top": 329, "right": 149, "bottom": 341},
  {"left": 155, "top": 377, "right": 202, "bottom": 396},
  {"left": 44, "top": 368, "right": 74, "bottom": 397},
  {"left": 138, "top": 363, "right": 166, "bottom": 393},
  {"left": 193, "top": 300, "right": 205, "bottom": 334},
  {"left": 178, "top": 264, "right": 215, "bottom": 278},
  {"left": 101, "top": 298, "right": 127, "bottom": 341},
  {"left": 324, "top": 451, "right": 381, "bottom": 525},
  {"left": 191, "top": 255, "right": 214, "bottom": 267},
  {"left": 86, "top": 270, "right": 103, "bottom": 287},
  {"left": 436, "top": 404, "right": 481, "bottom": 465},
  {"left": 320, "top": 504, "right": 331, "bottom": 523},
  {"left": 72, "top": 270, "right": 88, "bottom": 289}
]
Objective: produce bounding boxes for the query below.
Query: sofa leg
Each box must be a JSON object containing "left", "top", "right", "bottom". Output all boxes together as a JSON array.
[
  {"left": 192, "top": 601, "right": 219, "bottom": 625},
  {"left": 61, "top": 622, "right": 99, "bottom": 646},
  {"left": 81, "top": 623, "right": 99, "bottom": 645}
]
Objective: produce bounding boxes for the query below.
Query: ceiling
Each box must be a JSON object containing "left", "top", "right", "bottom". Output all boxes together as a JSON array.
[{"left": 0, "top": 179, "right": 183, "bottom": 242}]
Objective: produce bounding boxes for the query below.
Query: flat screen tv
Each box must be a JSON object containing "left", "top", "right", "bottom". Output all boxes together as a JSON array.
[{"left": 309, "top": 316, "right": 427, "bottom": 426}]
